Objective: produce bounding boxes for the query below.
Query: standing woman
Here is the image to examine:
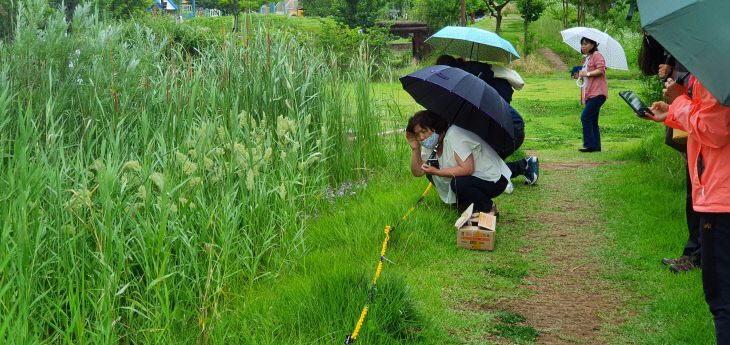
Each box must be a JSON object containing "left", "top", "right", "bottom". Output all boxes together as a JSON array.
[{"left": 573, "top": 37, "right": 608, "bottom": 152}]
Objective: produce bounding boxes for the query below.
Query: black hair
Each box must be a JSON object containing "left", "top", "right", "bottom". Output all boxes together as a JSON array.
[
  {"left": 637, "top": 34, "right": 671, "bottom": 76},
  {"left": 436, "top": 54, "right": 458, "bottom": 67},
  {"left": 406, "top": 110, "right": 449, "bottom": 135},
  {"left": 581, "top": 37, "right": 599, "bottom": 54}
]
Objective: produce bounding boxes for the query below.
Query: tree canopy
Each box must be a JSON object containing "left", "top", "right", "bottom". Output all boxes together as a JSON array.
[
  {"left": 413, "top": 0, "right": 486, "bottom": 31},
  {"left": 100, "top": 0, "right": 153, "bottom": 19},
  {"left": 333, "top": 0, "right": 386, "bottom": 28}
]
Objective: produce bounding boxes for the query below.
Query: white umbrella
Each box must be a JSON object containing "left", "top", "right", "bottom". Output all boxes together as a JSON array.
[{"left": 560, "top": 27, "right": 628, "bottom": 70}]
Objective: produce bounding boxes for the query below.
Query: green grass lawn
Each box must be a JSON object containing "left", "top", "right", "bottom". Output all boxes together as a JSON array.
[
  {"left": 220, "top": 72, "right": 715, "bottom": 344},
  {"left": 216, "top": 15, "right": 715, "bottom": 344}
]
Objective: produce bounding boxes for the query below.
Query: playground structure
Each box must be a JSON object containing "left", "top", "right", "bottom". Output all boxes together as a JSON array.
[
  {"left": 259, "top": 1, "right": 300, "bottom": 16},
  {"left": 149, "top": 0, "right": 261, "bottom": 19}
]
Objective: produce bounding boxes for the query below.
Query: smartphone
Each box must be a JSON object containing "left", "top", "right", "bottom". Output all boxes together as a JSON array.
[
  {"left": 619, "top": 91, "right": 654, "bottom": 118},
  {"left": 571, "top": 66, "right": 582, "bottom": 77}
]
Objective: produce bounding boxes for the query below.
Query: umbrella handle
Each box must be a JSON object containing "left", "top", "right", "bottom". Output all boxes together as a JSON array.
[{"left": 576, "top": 77, "right": 586, "bottom": 88}]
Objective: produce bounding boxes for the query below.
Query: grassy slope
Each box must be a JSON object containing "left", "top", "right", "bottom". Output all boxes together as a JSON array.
[{"left": 219, "top": 11, "right": 715, "bottom": 345}]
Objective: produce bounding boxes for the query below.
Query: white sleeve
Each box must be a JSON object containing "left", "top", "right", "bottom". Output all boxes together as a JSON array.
[{"left": 451, "top": 136, "right": 477, "bottom": 162}]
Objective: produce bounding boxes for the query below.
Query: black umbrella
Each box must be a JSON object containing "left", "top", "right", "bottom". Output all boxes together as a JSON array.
[{"left": 399, "top": 65, "right": 515, "bottom": 158}]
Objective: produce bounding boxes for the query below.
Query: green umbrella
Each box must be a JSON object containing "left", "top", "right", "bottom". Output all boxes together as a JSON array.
[{"left": 638, "top": 0, "right": 730, "bottom": 105}]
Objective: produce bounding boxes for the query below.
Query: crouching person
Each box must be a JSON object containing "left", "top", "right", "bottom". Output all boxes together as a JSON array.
[{"left": 405, "top": 110, "right": 510, "bottom": 215}]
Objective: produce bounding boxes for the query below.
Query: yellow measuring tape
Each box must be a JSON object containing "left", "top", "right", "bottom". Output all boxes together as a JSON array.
[{"left": 344, "top": 182, "right": 432, "bottom": 344}]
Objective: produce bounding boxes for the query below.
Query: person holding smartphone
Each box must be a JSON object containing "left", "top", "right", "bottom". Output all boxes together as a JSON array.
[
  {"left": 643, "top": 76, "right": 730, "bottom": 344},
  {"left": 637, "top": 33, "right": 700, "bottom": 273}
]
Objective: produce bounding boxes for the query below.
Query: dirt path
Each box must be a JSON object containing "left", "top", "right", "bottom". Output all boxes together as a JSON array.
[
  {"left": 537, "top": 47, "right": 569, "bottom": 72},
  {"left": 493, "top": 156, "right": 629, "bottom": 344}
]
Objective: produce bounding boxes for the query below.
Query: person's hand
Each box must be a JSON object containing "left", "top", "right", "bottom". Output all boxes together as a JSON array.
[
  {"left": 578, "top": 70, "right": 589, "bottom": 78},
  {"left": 662, "top": 78, "right": 687, "bottom": 104},
  {"left": 421, "top": 164, "right": 438, "bottom": 176},
  {"left": 405, "top": 131, "right": 420, "bottom": 151},
  {"left": 657, "top": 64, "right": 672, "bottom": 79},
  {"left": 647, "top": 101, "right": 670, "bottom": 122}
]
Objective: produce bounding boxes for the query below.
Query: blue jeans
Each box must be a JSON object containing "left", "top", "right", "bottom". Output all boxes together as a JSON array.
[
  {"left": 700, "top": 213, "right": 730, "bottom": 344},
  {"left": 581, "top": 95, "right": 606, "bottom": 150}
]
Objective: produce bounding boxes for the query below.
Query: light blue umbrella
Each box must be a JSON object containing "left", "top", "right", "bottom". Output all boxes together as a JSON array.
[
  {"left": 639, "top": 0, "right": 730, "bottom": 105},
  {"left": 425, "top": 26, "right": 520, "bottom": 64}
]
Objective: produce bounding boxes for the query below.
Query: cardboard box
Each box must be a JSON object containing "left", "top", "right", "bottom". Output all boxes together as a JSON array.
[{"left": 454, "top": 203, "right": 496, "bottom": 251}]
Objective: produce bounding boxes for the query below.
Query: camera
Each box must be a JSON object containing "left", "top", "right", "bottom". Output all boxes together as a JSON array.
[{"left": 426, "top": 157, "right": 439, "bottom": 168}]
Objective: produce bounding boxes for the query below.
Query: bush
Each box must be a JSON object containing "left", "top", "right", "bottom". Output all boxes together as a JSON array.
[
  {"left": 120, "top": 15, "right": 217, "bottom": 55},
  {"left": 314, "top": 21, "right": 394, "bottom": 77}
]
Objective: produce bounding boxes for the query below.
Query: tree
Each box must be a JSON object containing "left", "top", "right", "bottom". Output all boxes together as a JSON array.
[
  {"left": 216, "top": 0, "right": 262, "bottom": 31},
  {"left": 516, "top": 0, "right": 544, "bottom": 56},
  {"left": 484, "top": 0, "right": 510, "bottom": 34},
  {"left": 577, "top": 0, "right": 585, "bottom": 26},
  {"left": 300, "top": 0, "right": 333, "bottom": 17},
  {"left": 413, "top": 0, "right": 456, "bottom": 30},
  {"left": 413, "top": 0, "right": 485, "bottom": 30},
  {"left": 465, "top": 0, "right": 486, "bottom": 24},
  {"left": 333, "top": 0, "right": 386, "bottom": 28},
  {"left": 100, "top": 0, "right": 153, "bottom": 19},
  {"left": 49, "top": 0, "right": 82, "bottom": 21}
]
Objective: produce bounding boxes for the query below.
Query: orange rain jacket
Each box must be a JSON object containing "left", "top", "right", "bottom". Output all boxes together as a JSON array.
[{"left": 665, "top": 79, "right": 730, "bottom": 213}]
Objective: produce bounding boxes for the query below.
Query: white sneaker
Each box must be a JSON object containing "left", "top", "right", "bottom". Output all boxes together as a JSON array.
[
  {"left": 524, "top": 156, "right": 539, "bottom": 185},
  {"left": 504, "top": 180, "right": 514, "bottom": 194}
]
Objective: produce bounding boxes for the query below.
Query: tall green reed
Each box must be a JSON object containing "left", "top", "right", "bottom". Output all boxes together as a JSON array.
[{"left": 0, "top": 1, "right": 392, "bottom": 343}]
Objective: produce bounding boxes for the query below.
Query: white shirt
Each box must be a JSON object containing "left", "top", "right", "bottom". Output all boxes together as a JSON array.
[
  {"left": 425, "top": 126, "right": 511, "bottom": 204},
  {"left": 491, "top": 65, "right": 525, "bottom": 90}
]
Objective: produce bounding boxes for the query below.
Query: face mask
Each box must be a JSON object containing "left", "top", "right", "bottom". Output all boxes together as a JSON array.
[{"left": 420, "top": 132, "right": 440, "bottom": 149}]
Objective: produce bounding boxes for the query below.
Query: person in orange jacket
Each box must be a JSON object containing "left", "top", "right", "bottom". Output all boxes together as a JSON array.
[{"left": 645, "top": 76, "right": 730, "bottom": 344}]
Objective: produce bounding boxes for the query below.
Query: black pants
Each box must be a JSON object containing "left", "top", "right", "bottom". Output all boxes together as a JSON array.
[
  {"left": 506, "top": 123, "right": 527, "bottom": 178},
  {"left": 450, "top": 175, "right": 508, "bottom": 213},
  {"left": 507, "top": 158, "right": 529, "bottom": 179},
  {"left": 699, "top": 212, "right": 730, "bottom": 345},
  {"left": 684, "top": 164, "right": 701, "bottom": 265}
]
